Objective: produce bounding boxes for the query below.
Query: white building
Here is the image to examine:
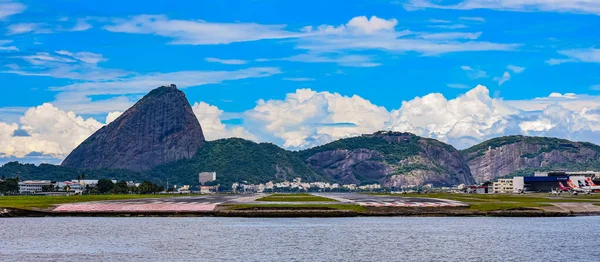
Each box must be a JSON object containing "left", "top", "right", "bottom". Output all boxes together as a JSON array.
[
  {"left": 19, "top": 180, "right": 53, "bottom": 194},
  {"left": 199, "top": 172, "right": 216, "bottom": 185},
  {"left": 492, "top": 179, "right": 514, "bottom": 193}
]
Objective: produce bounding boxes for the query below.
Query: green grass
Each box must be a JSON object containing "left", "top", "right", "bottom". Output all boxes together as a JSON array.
[
  {"left": 257, "top": 193, "right": 338, "bottom": 202},
  {"left": 468, "top": 202, "right": 552, "bottom": 211},
  {"left": 224, "top": 203, "right": 366, "bottom": 212},
  {"left": 0, "top": 194, "right": 185, "bottom": 209}
]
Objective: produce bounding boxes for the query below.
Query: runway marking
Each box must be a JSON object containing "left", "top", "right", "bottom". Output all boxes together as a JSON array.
[
  {"left": 356, "top": 200, "right": 466, "bottom": 207},
  {"left": 53, "top": 203, "right": 219, "bottom": 212}
]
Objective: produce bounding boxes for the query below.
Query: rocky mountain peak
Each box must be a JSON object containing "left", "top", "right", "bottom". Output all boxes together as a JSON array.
[{"left": 61, "top": 85, "right": 205, "bottom": 171}]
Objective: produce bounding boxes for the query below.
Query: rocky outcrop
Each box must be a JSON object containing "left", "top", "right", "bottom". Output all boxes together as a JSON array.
[
  {"left": 62, "top": 85, "right": 205, "bottom": 171},
  {"left": 301, "top": 131, "right": 475, "bottom": 186},
  {"left": 463, "top": 136, "right": 600, "bottom": 183}
]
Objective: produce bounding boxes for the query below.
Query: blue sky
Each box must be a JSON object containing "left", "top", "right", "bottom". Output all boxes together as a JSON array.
[{"left": 1, "top": 0, "right": 600, "bottom": 164}]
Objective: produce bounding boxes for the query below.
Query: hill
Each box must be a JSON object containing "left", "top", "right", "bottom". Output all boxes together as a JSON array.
[
  {"left": 462, "top": 135, "right": 600, "bottom": 183},
  {"left": 62, "top": 85, "right": 205, "bottom": 171},
  {"left": 298, "top": 131, "right": 475, "bottom": 186}
]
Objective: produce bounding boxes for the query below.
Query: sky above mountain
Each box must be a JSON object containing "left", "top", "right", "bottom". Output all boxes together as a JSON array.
[{"left": 1, "top": 0, "right": 600, "bottom": 165}]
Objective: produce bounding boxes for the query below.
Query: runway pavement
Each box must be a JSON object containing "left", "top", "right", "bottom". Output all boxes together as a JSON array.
[
  {"left": 316, "top": 193, "right": 468, "bottom": 207},
  {"left": 51, "top": 193, "right": 467, "bottom": 213},
  {"left": 52, "top": 194, "right": 262, "bottom": 213}
]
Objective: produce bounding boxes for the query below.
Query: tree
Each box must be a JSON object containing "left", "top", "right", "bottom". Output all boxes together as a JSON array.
[
  {"left": 137, "top": 181, "right": 162, "bottom": 194},
  {"left": 97, "top": 179, "right": 115, "bottom": 194},
  {"left": 0, "top": 178, "right": 19, "bottom": 194},
  {"left": 113, "top": 181, "right": 129, "bottom": 194}
]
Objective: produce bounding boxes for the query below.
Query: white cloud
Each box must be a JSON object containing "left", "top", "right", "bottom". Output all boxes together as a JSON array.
[
  {"left": 282, "top": 53, "right": 381, "bottom": 67},
  {"left": 405, "top": 0, "right": 600, "bottom": 15},
  {"left": 3, "top": 48, "right": 281, "bottom": 115},
  {"left": 0, "top": 1, "right": 25, "bottom": 20},
  {"left": 205, "top": 57, "right": 248, "bottom": 65},
  {"left": 345, "top": 16, "right": 398, "bottom": 34},
  {"left": 4, "top": 50, "right": 128, "bottom": 81},
  {"left": 490, "top": 65, "right": 525, "bottom": 86},
  {"left": 103, "top": 14, "right": 518, "bottom": 64},
  {"left": 461, "top": 65, "right": 487, "bottom": 79},
  {"left": 0, "top": 103, "right": 106, "bottom": 158},
  {"left": 493, "top": 71, "right": 511, "bottom": 86},
  {"left": 417, "top": 32, "right": 482, "bottom": 40},
  {"left": 0, "top": 40, "right": 18, "bottom": 51},
  {"left": 243, "top": 88, "right": 390, "bottom": 149},
  {"left": 55, "top": 50, "right": 107, "bottom": 64},
  {"left": 428, "top": 24, "right": 468, "bottom": 29},
  {"left": 105, "top": 111, "right": 123, "bottom": 124},
  {"left": 104, "top": 15, "right": 304, "bottom": 45},
  {"left": 429, "top": 19, "right": 452, "bottom": 23},
  {"left": 296, "top": 16, "right": 517, "bottom": 56},
  {"left": 447, "top": 83, "right": 471, "bottom": 89},
  {"left": 507, "top": 64, "right": 525, "bottom": 73},
  {"left": 547, "top": 48, "right": 600, "bottom": 65},
  {"left": 459, "top": 16, "right": 486, "bottom": 22},
  {"left": 70, "top": 18, "right": 92, "bottom": 31},
  {"left": 191, "top": 102, "right": 255, "bottom": 141},
  {"left": 6, "top": 23, "right": 52, "bottom": 35}
]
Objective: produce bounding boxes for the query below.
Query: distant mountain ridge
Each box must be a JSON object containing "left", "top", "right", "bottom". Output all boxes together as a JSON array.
[
  {"left": 461, "top": 135, "right": 600, "bottom": 183},
  {"left": 299, "top": 131, "right": 475, "bottom": 187}
]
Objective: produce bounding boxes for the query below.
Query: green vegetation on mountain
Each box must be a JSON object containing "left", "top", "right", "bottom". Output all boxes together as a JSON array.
[
  {"left": 147, "top": 138, "right": 323, "bottom": 187},
  {"left": 298, "top": 132, "right": 422, "bottom": 162}
]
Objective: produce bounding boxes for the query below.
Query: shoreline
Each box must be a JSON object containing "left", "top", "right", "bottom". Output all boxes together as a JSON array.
[{"left": 2, "top": 206, "right": 596, "bottom": 218}]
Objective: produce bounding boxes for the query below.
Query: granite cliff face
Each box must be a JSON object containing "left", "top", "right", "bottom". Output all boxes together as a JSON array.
[
  {"left": 462, "top": 136, "right": 600, "bottom": 183},
  {"left": 61, "top": 85, "right": 205, "bottom": 171},
  {"left": 299, "top": 132, "right": 475, "bottom": 186}
]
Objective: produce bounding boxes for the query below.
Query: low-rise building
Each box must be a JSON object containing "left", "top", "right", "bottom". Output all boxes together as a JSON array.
[
  {"left": 19, "top": 180, "right": 53, "bottom": 194},
  {"left": 493, "top": 179, "right": 514, "bottom": 193}
]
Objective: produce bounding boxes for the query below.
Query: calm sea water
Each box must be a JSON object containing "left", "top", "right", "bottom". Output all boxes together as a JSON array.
[{"left": 1, "top": 217, "right": 599, "bottom": 261}]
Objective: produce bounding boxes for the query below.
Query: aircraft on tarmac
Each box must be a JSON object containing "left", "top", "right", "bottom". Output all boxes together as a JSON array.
[
  {"left": 563, "top": 180, "right": 592, "bottom": 195},
  {"left": 578, "top": 177, "right": 600, "bottom": 191}
]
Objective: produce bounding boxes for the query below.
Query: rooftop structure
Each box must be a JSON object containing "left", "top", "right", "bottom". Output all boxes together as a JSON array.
[{"left": 199, "top": 172, "right": 216, "bottom": 185}]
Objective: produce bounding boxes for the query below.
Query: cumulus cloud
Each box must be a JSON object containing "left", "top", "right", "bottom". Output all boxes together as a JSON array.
[
  {"left": 405, "top": 0, "right": 600, "bottom": 15},
  {"left": 191, "top": 102, "right": 256, "bottom": 141},
  {"left": 0, "top": 104, "right": 107, "bottom": 158},
  {"left": 243, "top": 89, "right": 390, "bottom": 149}
]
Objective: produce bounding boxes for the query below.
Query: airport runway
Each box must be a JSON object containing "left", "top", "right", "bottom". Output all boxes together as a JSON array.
[
  {"left": 52, "top": 194, "right": 261, "bottom": 213},
  {"left": 316, "top": 193, "right": 468, "bottom": 207},
  {"left": 51, "top": 193, "right": 467, "bottom": 213}
]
